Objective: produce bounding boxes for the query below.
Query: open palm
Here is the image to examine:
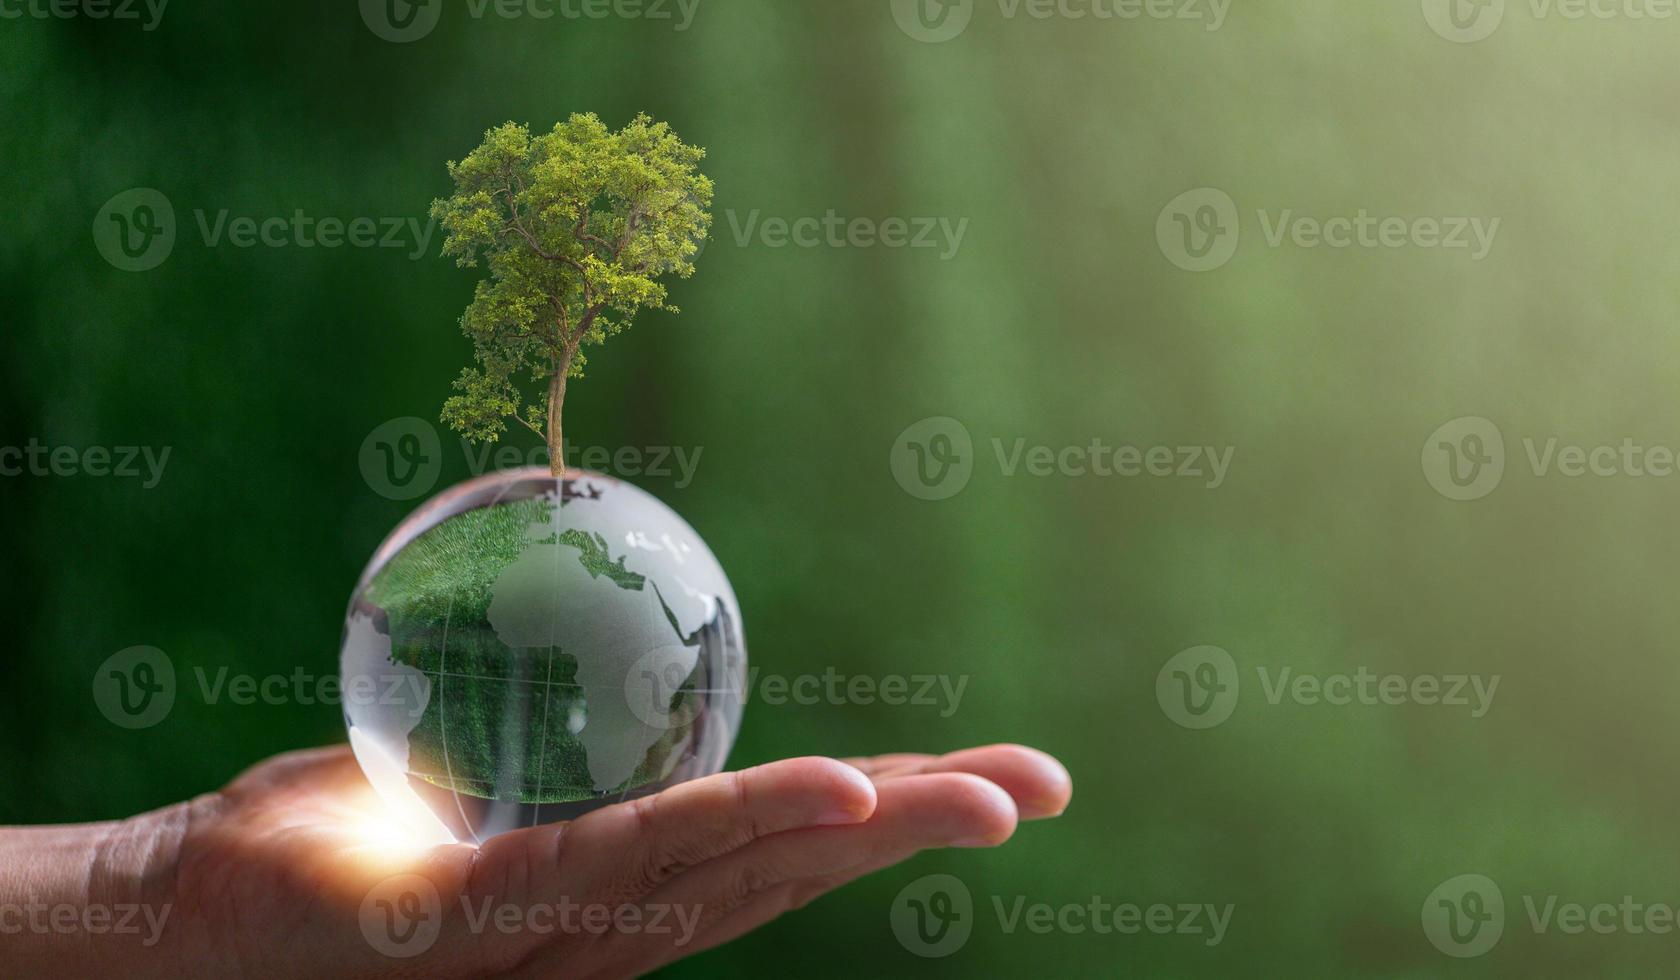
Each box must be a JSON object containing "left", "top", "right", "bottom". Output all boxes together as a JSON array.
[{"left": 30, "top": 743, "right": 1069, "bottom": 978}]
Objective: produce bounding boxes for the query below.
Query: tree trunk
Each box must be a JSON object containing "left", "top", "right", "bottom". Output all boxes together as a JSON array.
[{"left": 547, "top": 356, "right": 570, "bottom": 477}]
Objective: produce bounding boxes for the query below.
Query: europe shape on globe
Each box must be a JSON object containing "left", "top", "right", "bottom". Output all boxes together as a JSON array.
[{"left": 340, "top": 467, "right": 746, "bottom": 844}]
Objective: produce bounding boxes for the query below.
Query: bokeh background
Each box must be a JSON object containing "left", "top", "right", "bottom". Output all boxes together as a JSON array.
[{"left": 6, "top": 0, "right": 1680, "bottom": 975}]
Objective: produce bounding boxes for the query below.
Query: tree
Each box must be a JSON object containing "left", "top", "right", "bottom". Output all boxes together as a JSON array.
[{"left": 431, "top": 113, "right": 712, "bottom": 476}]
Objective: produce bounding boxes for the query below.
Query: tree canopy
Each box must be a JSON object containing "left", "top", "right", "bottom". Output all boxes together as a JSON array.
[{"left": 431, "top": 113, "right": 712, "bottom": 473}]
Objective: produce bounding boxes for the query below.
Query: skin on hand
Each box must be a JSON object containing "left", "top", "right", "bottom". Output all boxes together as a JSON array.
[{"left": 0, "top": 744, "right": 1071, "bottom": 979}]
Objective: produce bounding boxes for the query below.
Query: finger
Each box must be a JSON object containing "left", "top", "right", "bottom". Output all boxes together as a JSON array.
[
  {"left": 836, "top": 753, "right": 936, "bottom": 778},
  {"left": 478, "top": 756, "right": 877, "bottom": 908},
  {"left": 871, "top": 744, "right": 1072, "bottom": 820},
  {"left": 597, "top": 772, "right": 1018, "bottom": 975},
  {"left": 654, "top": 874, "right": 837, "bottom": 959},
  {"left": 221, "top": 744, "right": 360, "bottom": 798},
  {"left": 672, "top": 843, "right": 929, "bottom": 958},
  {"left": 682, "top": 752, "right": 1068, "bottom": 957}
]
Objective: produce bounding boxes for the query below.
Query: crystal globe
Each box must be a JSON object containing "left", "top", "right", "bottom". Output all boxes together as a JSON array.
[{"left": 340, "top": 467, "right": 746, "bottom": 844}]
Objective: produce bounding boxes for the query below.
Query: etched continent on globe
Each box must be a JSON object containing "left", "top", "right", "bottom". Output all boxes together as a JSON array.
[{"left": 340, "top": 468, "right": 745, "bottom": 844}]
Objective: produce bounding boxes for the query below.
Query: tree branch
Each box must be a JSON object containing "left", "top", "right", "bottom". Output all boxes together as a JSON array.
[
  {"left": 512, "top": 413, "right": 545, "bottom": 438},
  {"left": 496, "top": 174, "right": 584, "bottom": 270}
]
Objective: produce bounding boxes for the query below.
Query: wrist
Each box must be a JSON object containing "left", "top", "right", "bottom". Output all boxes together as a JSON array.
[{"left": 0, "top": 803, "right": 194, "bottom": 976}]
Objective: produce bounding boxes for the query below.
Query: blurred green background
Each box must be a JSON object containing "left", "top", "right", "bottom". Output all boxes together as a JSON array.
[{"left": 6, "top": 0, "right": 1680, "bottom": 975}]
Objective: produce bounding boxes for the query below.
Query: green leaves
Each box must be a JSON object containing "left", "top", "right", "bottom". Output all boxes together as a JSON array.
[
  {"left": 441, "top": 362, "right": 523, "bottom": 443},
  {"left": 431, "top": 113, "right": 712, "bottom": 451}
]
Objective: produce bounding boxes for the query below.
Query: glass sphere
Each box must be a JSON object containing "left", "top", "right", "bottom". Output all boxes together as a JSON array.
[{"left": 341, "top": 466, "right": 745, "bottom": 844}]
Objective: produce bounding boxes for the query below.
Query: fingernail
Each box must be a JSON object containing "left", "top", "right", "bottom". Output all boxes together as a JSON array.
[
  {"left": 812, "top": 765, "right": 877, "bottom": 825},
  {"left": 1023, "top": 798, "right": 1069, "bottom": 819},
  {"left": 814, "top": 802, "right": 873, "bottom": 826}
]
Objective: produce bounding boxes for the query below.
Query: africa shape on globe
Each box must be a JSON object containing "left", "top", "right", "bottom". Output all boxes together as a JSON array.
[{"left": 340, "top": 468, "right": 745, "bottom": 844}]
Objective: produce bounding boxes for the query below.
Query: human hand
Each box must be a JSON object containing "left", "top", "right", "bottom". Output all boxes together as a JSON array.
[{"left": 1, "top": 743, "right": 1070, "bottom": 978}]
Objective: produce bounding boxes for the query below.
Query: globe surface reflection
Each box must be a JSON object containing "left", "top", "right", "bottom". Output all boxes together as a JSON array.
[{"left": 341, "top": 467, "right": 745, "bottom": 844}]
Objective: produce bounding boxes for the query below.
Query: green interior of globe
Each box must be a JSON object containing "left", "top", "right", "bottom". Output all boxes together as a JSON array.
[{"left": 360, "top": 496, "right": 700, "bottom": 803}]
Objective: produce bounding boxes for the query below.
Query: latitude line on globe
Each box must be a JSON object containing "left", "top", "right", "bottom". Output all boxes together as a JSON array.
[{"left": 415, "top": 667, "right": 737, "bottom": 696}]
